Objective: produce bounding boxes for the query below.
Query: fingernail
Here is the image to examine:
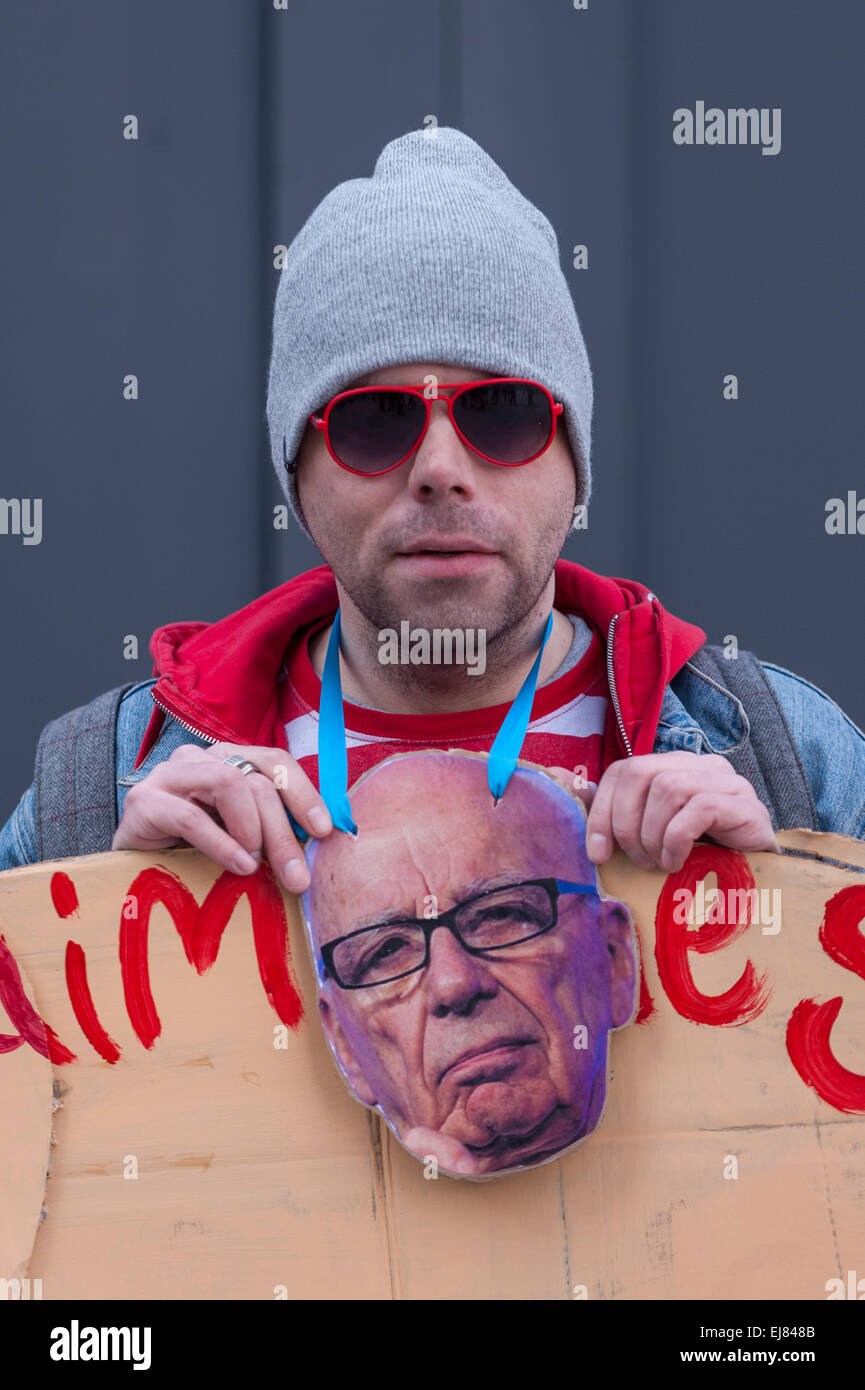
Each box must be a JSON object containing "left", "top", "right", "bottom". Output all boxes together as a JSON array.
[
  {"left": 233, "top": 849, "right": 258, "bottom": 874},
  {"left": 588, "top": 833, "right": 608, "bottom": 861},
  {"left": 308, "top": 806, "right": 332, "bottom": 835},
  {"left": 283, "top": 858, "right": 310, "bottom": 892}
]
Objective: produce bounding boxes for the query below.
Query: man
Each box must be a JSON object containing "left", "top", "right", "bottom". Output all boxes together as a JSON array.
[
  {"left": 301, "top": 751, "right": 637, "bottom": 1177},
  {"left": 1, "top": 127, "right": 864, "bottom": 878}
]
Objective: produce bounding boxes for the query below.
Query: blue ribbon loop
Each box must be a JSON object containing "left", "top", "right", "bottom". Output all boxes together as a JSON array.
[
  {"left": 317, "top": 607, "right": 554, "bottom": 832},
  {"left": 485, "top": 610, "right": 553, "bottom": 801},
  {"left": 318, "top": 609, "right": 359, "bottom": 834}
]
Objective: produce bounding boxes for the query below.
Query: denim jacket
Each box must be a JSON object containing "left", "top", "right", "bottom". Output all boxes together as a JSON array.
[{"left": 2, "top": 656, "right": 865, "bottom": 871}]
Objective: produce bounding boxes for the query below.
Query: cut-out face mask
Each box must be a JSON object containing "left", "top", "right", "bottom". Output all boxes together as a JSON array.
[
  {"left": 297, "top": 608, "right": 638, "bottom": 1179},
  {"left": 300, "top": 750, "right": 639, "bottom": 1179}
]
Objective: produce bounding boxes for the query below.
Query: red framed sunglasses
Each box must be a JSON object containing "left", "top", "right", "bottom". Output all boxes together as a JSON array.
[{"left": 286, "top": 376, "right": 563, "bottom": 477}]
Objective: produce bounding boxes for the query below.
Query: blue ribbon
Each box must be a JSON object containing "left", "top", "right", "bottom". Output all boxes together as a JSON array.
[
  {"left": 317, "top": 608, "right": 554, "bottom": 832},
  {"left": 485, "top": 610, "right": 553, "bottom": 801},
  {"left": 318, "top": 609, "right": 359, "bottom": 834}
]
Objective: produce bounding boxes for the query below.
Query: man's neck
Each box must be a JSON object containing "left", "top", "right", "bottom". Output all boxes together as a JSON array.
[{"left": 307, "top": 579, "right": 575, "bottom": 715}]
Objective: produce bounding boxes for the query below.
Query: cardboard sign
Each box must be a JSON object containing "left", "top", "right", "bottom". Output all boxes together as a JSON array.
[{"left": 1, "top": 800, "right": 865, "bottom": 1299}]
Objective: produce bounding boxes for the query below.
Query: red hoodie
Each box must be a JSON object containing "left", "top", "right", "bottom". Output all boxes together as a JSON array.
[{"left": 133, "top": 560, "right": 706, "bottom": 783}]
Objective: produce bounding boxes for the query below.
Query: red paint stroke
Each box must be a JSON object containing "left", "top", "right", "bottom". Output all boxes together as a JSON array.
[
  {"left": 0, "top": 934, "right": 76, "bottom": 1063},
  {"left": 120, "top": 861, "right": 304, "bottom": 1050},
  {"left": 65, "top": 940, "right": 121, "bottom": 1064},
  {"left": 654, "top": 845, "right": 770, "bottom": 1026},
  {"left": 786, "top": 885, "right": 865, "bottom": 1113},
  {"left": 50, "top": 870, "right": 80, "bottom": 919},
  {"left": 632, "top": 920, "right": 657, "bottom": 1025}
]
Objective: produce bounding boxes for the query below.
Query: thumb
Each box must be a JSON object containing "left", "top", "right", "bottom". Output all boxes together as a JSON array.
[
  {"left": 545, "top": 767, "right": 597, "bottom": 810},
  {"left": 545, "top": 766, "right": 576, "bottom": 794},
  {"left": 402, "top": 1125, "right": 481, "bottom": 1176}
]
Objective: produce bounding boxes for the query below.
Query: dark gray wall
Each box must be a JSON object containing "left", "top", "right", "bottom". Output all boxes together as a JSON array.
[{"left": 1, "top": 0, "right": 862, "bottom": 820}]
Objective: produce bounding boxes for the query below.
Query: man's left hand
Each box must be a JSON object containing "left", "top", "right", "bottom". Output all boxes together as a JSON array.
[{"left": 552, "top": 751, "right": 779, "bottom": 874}]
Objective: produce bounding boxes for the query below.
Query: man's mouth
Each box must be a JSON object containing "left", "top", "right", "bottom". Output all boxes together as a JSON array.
[
  {"left": 396, "top": 536, "right": 497, "bottom": 556},
  {"left": 392, "top": 539, "right": 500, "bottom": 577}
]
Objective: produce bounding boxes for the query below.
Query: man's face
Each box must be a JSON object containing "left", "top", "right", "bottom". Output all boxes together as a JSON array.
[
  {"left": 295, "top": 363, "right": 577, "bottom": 637},
  {"left": 304, "top": 755, "right": 636, "bottom": 1175}
]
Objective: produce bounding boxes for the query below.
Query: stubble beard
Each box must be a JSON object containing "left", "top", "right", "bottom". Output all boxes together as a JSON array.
[
  {"left": 336, "top": 542, "right": 559, "bottom": 684},
  {"left": 303, "top": 485, "right": 573, "bottom": 685}
]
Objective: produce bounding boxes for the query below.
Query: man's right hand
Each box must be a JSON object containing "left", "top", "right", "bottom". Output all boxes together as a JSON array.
[{"left": 111, "top": 742, "right": 333, "bottom": 893}]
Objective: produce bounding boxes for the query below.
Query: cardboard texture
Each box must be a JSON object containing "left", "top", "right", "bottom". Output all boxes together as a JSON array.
[
  {"left": 0, "top": 950, "right": 52, "bottom": 1285},
  {"left": 1, "top": 827, "right": 864, "bottom": 1300}
]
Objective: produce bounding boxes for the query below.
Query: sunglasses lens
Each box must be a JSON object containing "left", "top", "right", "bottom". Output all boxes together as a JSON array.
[
  {"left": 327, "top": 390, "right": 426, "bottom": 473},
  {"left": 452, "top": 380, "right": 553, "bottom": 463}
]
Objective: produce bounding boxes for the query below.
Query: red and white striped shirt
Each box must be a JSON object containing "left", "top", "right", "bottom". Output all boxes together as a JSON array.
[{"left": 277, "top": 613, "right": 619, "bottom": 793}]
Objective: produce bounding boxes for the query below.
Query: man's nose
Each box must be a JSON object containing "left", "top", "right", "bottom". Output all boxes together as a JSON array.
[
  {"left": 425, "top": 925, "right": 497, "bottom": 1016},
  {"left": 405, "top": 398, "right": 478, "bottom": 500}
]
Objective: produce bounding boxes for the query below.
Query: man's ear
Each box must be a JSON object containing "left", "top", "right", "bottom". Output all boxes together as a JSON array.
[
  {"left": 318, "top": 995, "right": 377, "bottom": 1106},
  {"left": 602, "top": 900, "right": 638, "bottom": 1028}
]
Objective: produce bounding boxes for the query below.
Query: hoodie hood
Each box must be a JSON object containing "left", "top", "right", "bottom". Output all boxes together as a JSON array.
[{"left": 133, "top": 561, "right": 707, "bottom": 770}]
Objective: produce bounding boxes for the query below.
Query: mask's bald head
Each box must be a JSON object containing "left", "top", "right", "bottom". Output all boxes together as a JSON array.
[{"left": 304, "top": 752, "right": 596, "bottom": 949}]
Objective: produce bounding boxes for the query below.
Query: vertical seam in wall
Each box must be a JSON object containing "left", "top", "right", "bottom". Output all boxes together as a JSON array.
[
  {"left": 258, "top": 2, "right": 275, "bottom": 596},
  {"left": 627, "top": 0, "right": 651, "bottom": 578},
  {"left": 439, "top": 0, "right": 462, "bottom": 130}
]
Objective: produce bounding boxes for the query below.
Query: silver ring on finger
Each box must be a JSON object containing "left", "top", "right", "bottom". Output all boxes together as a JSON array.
[{"left": 222, "top": 755, "right": 258, "bottom": 776}]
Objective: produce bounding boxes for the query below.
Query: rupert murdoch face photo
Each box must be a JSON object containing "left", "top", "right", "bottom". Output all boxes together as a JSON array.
[{"left": 302, "top": 752, "right": 638, "bottom": 1177}]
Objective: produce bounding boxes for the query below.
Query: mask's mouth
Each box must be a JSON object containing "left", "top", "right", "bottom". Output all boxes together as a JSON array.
[{"left": 438, "top": 1037, "right": 537, "bottom": 1086}]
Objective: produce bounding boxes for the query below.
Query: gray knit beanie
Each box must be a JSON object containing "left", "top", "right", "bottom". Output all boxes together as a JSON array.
[{"left": 266, "top": 126, "right": 593, "bottom": 536}]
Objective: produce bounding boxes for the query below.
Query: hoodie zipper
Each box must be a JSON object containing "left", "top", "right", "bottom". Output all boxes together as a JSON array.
[
  {"left": 151, "top": 695, "right": 219, "bottom": 745},
  {"left": 606, "top": 613, "right": 633, "bottom": 757},
  {"left": 153, "top": 614, "right": 640, "bottom": 759}
]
